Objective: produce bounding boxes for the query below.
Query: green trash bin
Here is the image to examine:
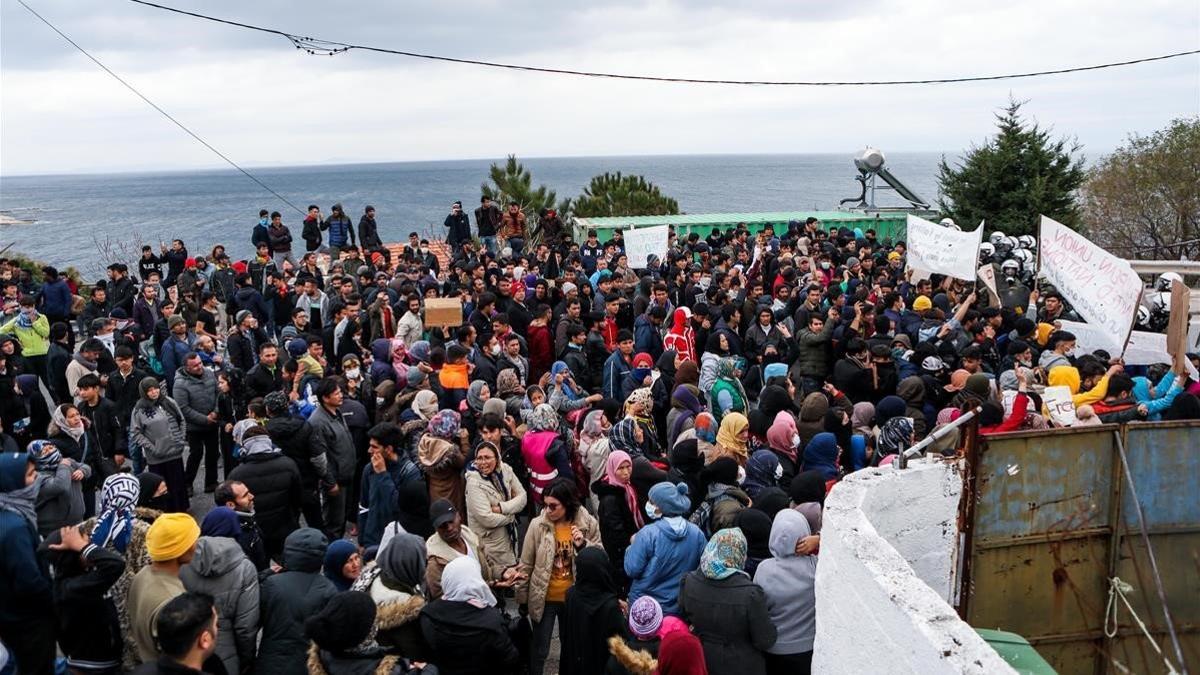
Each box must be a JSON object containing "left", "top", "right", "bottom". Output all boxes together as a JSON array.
[{"left": 974, "top": 628, "right": 1057, "bottom": 674}]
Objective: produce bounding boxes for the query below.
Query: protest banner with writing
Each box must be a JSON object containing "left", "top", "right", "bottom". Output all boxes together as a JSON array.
[
  {"left": 1166, "top": 280, "right": 1191, "bottom": 374},
  {"left": 1038, "top": 216, "right": 1143, "bottom": 354},
  {"left": 1042, "top": 385, "right": 1079, "bottom": 427},
  {"left": 1058, "top": 319, "right": 1199, "bottom": 379},
  {"left": 905, "top": 215, "right": 983, "bottom": 281},
  {"left": 622, "top": 225, "right": 671, "bottom": 269},
  {"left": 977, "top": 265, "right": 1000, "bottom": 304}
]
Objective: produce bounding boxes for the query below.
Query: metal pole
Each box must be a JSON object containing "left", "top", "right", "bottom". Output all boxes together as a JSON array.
[
  {"left": 898, "top": 406, "right": 981, "bottom": 469},
  {"left": 1113, "top": 431, "right": 1189, "bottom": 675}
]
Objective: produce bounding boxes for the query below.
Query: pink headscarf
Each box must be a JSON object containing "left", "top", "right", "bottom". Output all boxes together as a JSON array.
[
  {"left": 765, "top": 411, "right": 799, "bottom": 463},
  {"left": 390, "top": 338, "right": 408, "bottom": 380},
  {"left": 604, "top": 450, "right": 644, "bottom": 528}
]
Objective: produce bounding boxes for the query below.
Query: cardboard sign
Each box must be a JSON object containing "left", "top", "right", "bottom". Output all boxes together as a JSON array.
[
  {"left": 905, "top": 215, "right": 983, "bottom": 281},
  {"left": 1042, "top": 385, "right": 1078, "bottom": 427},
  {"left": 423, "top": 297, "right": 464, "bottom": 328},
  {"left": 622, "top": 225, "right": 671, "bottom": 269},
  {"left": 1167, "top": 280, "right": 1191, "bottom": 375},
  {"left": 1038, "top": 216, "right": 1143, "bottom": 354},
  {"left": 977, "top": 264, "right": 1000, "bottom": 305},
  {"left": 1059, "top": 319, "right": 1199, "bottom": 379}
]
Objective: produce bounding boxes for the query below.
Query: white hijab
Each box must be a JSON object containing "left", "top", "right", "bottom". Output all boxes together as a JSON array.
[{"left": 441, "top": 556, "right": 496, "bottom": 608}]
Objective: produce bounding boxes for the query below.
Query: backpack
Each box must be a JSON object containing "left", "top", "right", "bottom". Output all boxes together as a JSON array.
[{"left": 688, "top": 492, "right": 738, "bottom": 538}]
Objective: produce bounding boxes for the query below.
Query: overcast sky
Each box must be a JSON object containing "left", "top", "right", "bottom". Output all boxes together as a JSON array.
[{"left": 1, "top": 0, "right": 1197, "bottom": 176}]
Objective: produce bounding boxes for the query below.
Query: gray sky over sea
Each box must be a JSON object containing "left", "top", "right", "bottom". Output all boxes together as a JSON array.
[{"left": 1, "top": 0, "right": 1197, "bottom": 176}]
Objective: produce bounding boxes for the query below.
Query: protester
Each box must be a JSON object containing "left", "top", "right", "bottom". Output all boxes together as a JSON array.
[
  {"left": 258, "top": 528, "right": 337, "bottom": 675},
  {"left": 128, "top": 512, "right": 201, "bottom": 664}
]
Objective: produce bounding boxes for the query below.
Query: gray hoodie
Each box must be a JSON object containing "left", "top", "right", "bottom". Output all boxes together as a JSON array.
[
  {"left": 180, "top": 536, "right": 260, "bottom": 675},
  {"left": 131, "top": 396, "right": 188, "bottom": 464},
  {"left": 34, "top": 461, "right": 85, "bottom": 536},
  {"left": 753, "top": 509, "right": 817, "bottom": 655}
]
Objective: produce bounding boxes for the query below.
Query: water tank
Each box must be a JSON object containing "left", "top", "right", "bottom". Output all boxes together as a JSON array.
[{"left": 854, "top": 147, "right": 886, "bottom": 173}]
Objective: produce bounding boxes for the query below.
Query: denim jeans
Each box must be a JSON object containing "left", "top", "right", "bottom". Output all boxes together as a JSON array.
[
  {"left": 481, "top": 236, "right": 498, "bottom": 257},
  {"left": 529, "top": 601, "right": 563, "bottom": 675}
]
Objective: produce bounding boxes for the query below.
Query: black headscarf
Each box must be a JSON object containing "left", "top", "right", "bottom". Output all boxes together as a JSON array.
[
  {"left": 561, "top": 547, "right": 626, "bottom": 675},
  {"left": 789, "top": 470, "right": 827, "bottom": 507}
]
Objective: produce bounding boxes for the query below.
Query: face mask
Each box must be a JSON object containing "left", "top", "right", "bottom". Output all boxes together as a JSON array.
[
  {"left": 644, "top": 502, "right": 660, "bottom": 521},
  {"left": 420, "top": 247, "right": 429, "bottom": 254},
  {"left": 146, "top": 495, "right": 171, "bottom": 512},
  {"left": 260, "top": 218, "right": 268, "bottom": 226},
  {"left": 376, "top": 396, "right": 386, "bottom": 407},
  {"left": 491, "top": 343, "right": 502, "bottom": 356},
  {"left": 345, "top": 368, "right": 360, "bottom": 380},
  {"left": 774, "top": 464, "right": 784, "bottom": 480},
  {"left": 792, "top": 433, "right": 801, "bottom": 449},
  {"left": 736, "top": 465, "right": 746, "bottom": 485},
  {"left": 820, "top": 262, "right": 831, "bottom": 270}
]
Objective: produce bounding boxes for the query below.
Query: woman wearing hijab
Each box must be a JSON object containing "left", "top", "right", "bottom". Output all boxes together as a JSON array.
[
  {"left": 667, "top": 385, "right": 704, "bottom": 450},
  {"left": 351, "top": 532, "right": 430, "bottom": 659},
  {"left": 578, "top": 410, "right": 612, "bottom": 512},
  {"left": 465, "top": 441, "right": 527, "bottom": 579},
  {"left": 698, "top": 333, "right": 730, "bottom": 394},
  {"left": 78, "top": 473, "right": 153, "bottom": 670},
  {"left": 824, "top": 406, "right": 855, "bottom": 475},
  {"left": 713, "top": 412, "right": 750, "bottom": 466},
  {"left": 754, "top": 510, "right": 818, "bottom": 675},
  {"left": 549, "top": 361, "right": 599, "bottom": 422},
  {"left": 463, "top": 380, "right": 491, "bottom": 437},
  {"left": 390, "top": 337, "right": 409, "bottom": 381},
  {"left": 323, "top": 538, "right": 363, "bottom": 591},
  {"left": 650, "top": 350, "right": 680, "bottom": 446},
  {"left": 29, "top": 439, "right": 85, "bottom": 536},
  {"left": 420, "top": 556, "right": 520, "bottom": 675},
  {"left": 605, "top": 595, "right": 666, "bottom": 675},
  {"left": 693, "top": 457, "right": 750, "bottom": 537},
  {"left": 679, "top": 528, "right": 777, "bottom": 675},
  {"left": 418, "top": 409, "right": 468, "bottom": 515},
  {"left": 710, "top": 358, "right": 748, "bottom": 422},
  {"left": 399, "top": 388, "right": 440, "bottom": 458},
  {"left": 674, "top": 359, "right": 700, "bottom": 394},
  {"left": 656, "top": 629, "right": 709, "bottom": 675},
  {"left": 522, "top": 403, "right": 574, "bottom": 506},
  {"left": 609, "top": 417, "right": 669, "bottom": 508},
  {"left": 592, "top": 450, "right": 643, "bottom": 591},
  {"left": 802, "top": 432, "right": 842, "bottom": 494},
  {"left": 562, "top": 547, "right": 627, "bottom": 675},
  {"left": 742, "top": 449, "right": 781, "bottom": 500},
  {"left": 136, "top": 471, "right": 171, "bottom": 515},
  {"left": 48, "top": 402, "right": 103, "bottom": 519},
  {"left": 624, "top": 387, "right": 663, "bottom": 461},
  {"left": 764, "top": 411, "right": 801, "bottom": 491},
  {"left": 130, "top": 376, "right": 189, "bottom": 512}
]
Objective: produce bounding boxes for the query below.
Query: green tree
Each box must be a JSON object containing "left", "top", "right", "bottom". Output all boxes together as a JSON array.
[
  {"left": 480, "top": 155, "right": 561, "bottom": 217},
  {"left": 566, "top": 172, "right": 680, "bottom": 218},
  {"left": 1082, "top": 117, "right": 1200, "bottom": 259},
  {"left": 937, "top": 99, "right": 1085, "bottom": 236}
]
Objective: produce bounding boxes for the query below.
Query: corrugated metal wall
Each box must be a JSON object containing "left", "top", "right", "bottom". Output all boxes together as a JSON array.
[{"left": 962, "top": 422, "right": 1200, "bottom": 675}]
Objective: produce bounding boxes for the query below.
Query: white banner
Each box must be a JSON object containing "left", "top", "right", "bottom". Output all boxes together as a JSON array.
[
  {"left": 1058, "top": 319, "right": 1199, "bottom": 379},
  {"left": 905, "top": 215, "right": 983, "bottom": 281},
  {"left": 622, "top": 225, "right": 671, "bottom": 269},
  {"left": 1038, "top": 215, "right": 1143, "bottom": 354}
]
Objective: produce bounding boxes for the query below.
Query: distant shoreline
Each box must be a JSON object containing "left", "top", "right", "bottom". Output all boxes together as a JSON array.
[{"left": 0, "top": 213, "right": 35, "bottom": 225}]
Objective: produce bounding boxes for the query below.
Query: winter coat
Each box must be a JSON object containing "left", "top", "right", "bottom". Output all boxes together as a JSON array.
[
  {"left": 753, "top": 511, "right": 817, "bottom": 656},
  {"left": 793, "top": 319, "right": 836, "bottom": 378},
  {"left": 35, "top": 461, "right": 84, "bottom": 535},
  {"left": 131, "top": 397, "right": 189, "bottom": 465},
  {"left": 356, "top": 455, "right": 423, "bottom": 549},
  {"left": 624, "top": 516, "right": 706, "bottom": 616},
  {"left": 257, "top": 528, "right": 338, "bottom": 675},
  {"left": 266, "top": 414, "right": 329, "bottom": 489},
  {"left": 267, "top": 224, "right": 293, "bottom": 253},
  {"left": 172, "top": 367, "right": 218, "bottom": 432},
  {"left": 326, "top": 212, "right": 356, "bottom": 247},
  {"left": 0, "top": 509, "right": 53, "bottom": 624},
  {"left": 358, "top": 214, "right": 383, "bottom": 249},
  {"left": 396, "top": 311, "right": 424, "bottom": 349},
  {"left": 420, "top": 600, "right": 521, "bottom": 675},
  {"left": 180, "top": 537, "right": 260, "bottom": 675},
  {"left": 227, "top": 446, "right": 303, "bottom": 551},
  {"left": 80, "top": 514, "right": 153, "bottom": 670},
  {"left": 516, "top": 509, "right": 603, "bottom": 622},
  {"left": 308, "top": 404, "right": 358, "bottom": 483},
  {"left": 678, "top": 570, "right": 777, "bottom": 675},
  {"left": 463, "top": 462, "right": 527, "bottom": 578},
  {"left": 424, "top": 526, "right": 495, "bottom": 600},
  {"left": 417, "top": 434, "right": 467, "bottom": 516},
  {"left": 305, "top": 644, "right": 407, "bottom": 675},
  {"left": 592, "top": 479, "right": 639, "bottom": 585},
  {"left": 50, "top": 541, "right": 126, "bottom": 672},
  {"left": 40, "top": 277, "right": 74, "bottom": 317}
]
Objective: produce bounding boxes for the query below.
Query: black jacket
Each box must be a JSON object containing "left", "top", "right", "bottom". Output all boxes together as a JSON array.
[
  {"left": 420, "top": 600, "right": 520, "bottom": 675},
  {"left": 106, "top": 366, "right": 150, "bottom": 433},
  {"left": 358, "top": 214, "right": 383, "bottom": 249},
  {"left": 444, "top": 212, "right": 471, "bottom": 244},
  {"left": 231, "top": 286, "right": 271, "bottom": 326},
  {"left": 244, "top": 362, "right": 283, "bottom": 401},
  {"left": 474, "top": 204, "right": 502, "bottom": 237},
  {"left": 47, "top": 342, "right": 72, "bottom": 404},
  {"left": 266, "top": 415, "right": 326, "bottom": 489},
  {"left": 591, "top": 479, "right": 638, "bottom": 587},
  {"left": 50, "top": 541, "right": 125, "bottom": 670},
  {"left": 228, "top": 450, "right": 303, "bottom": 550},
  {"left": 82, "top": 397, "right": 125, "bottom": 459},
  {"left": 257, "top": 529, "right": 338, "bottom": 675},
  {"left": 227, "top": 327, "right": 269, "bottom": 374}
]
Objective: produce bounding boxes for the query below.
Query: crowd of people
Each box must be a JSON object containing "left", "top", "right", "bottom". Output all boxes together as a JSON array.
[{"left": 2, "top": 202, "right": 1198, "bottom": 675}]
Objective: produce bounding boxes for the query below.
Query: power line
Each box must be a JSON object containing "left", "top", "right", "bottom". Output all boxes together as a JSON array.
[
  {"left": 16, "top": 0, "right": 307, "bottom": 216},
  {"left": 128, "top": 0, "right": 1199, "bottom": 87}
]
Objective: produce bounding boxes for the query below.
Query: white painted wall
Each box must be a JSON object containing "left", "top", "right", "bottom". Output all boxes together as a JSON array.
[{"left": 812, "top": 459, "right": 1016, "bottom": 675}]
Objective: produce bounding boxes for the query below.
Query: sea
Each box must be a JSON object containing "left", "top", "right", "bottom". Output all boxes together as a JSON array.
[{"left": 0, "top": 152, "right": 947, "bottom": 274}]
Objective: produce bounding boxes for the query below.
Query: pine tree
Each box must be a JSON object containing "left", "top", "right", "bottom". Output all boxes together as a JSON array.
[
  {"left": 480, "top": 155, "right": 560, "bottom": 217},
  {"left": 567, "top": 172, "right": 680, "bottom": 218},
  {"left": 937, "top": 99, "right": 1085, "bottom": 236}
]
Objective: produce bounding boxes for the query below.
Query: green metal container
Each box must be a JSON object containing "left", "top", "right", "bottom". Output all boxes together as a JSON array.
[
  {"left": 974, "top": 628, "right": 1058, "bottom": 674},
  {"left": 572, "top": 210, "right": 914, "bottom": 243}
]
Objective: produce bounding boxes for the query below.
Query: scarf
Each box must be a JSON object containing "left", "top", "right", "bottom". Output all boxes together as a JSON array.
[
  {"left": 412, "top": 390, "right": 439, "bottom": 421},
  {"left": 608, "top": 417, "right": 643, "bottom": 457},
  {"left": 0, "top": 483, "right": 38, "bottom": 529},
  {"left": 526, "top": 403, "right": 560, "bottom": 432},
  {"left": 578, "top": 410, "right": 608, "bottom": 459},
  {"left": 239, "top": 434, "right": 280, "bottom": 458},
  {"left": 14, "top": 310, "right": 34, "bottom": 329},
  {"left": 700, "top": 528, "right": 748, "bottom": 580},
  {"left": 466, "top": 380, "right": 489, "bottom": 413},
  {"left": 28, "top": 439, "right": 62, "bottom": 471},
  {"left": 715, "top": 412, "right": 749, "bottom": 461},
  {"left": 390, "top": 338, "right": 408, "bottom": 380},
  {"left": 378, "top": 532, "right": 426, "bottom": 591},
  {"left": 604, "top": 450, "right": 644, "bottom": 528},
  {"left": 51, "top": 405, "right": 86, "bottom": 443},
  {"left": 72, "top": 352, "right": 98, "bottom": 372},
  {"left": 441, "top": 556, "right": 497, "bottom": 608},
  {"left": 550, "top": 361, "right": 579, "bottom": 401},
  {"left": 91, "top": 473, "right": 140, "bottom": 553},
  {"left": 765, "top": 411, "right": 800, "bottom": 464}
]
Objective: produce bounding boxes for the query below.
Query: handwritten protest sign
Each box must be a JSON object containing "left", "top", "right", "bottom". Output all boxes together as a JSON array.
[
  {"left": 1042, "top": 385, "right": 1078, "bottom": 427},
  {"left": 1059, "top": 319, "right": 1199, "bottom": 379},
  {"left": 977, "top": 265, "right": 1000, "bottom": 304},
  {"left": 1038, "top": 216, "right": 1143, "bottom": 354},
  {"left": 905, "top": 215, "right": 983, "bottom": 281},
  {"left": 1166, "top": 280, "right": 1191, "bottom": 374},
  {"left": 622, "top": 225, "right": 671, "bottom": 269}
]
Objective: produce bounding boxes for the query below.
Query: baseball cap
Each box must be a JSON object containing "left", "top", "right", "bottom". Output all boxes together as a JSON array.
[{"left": 430, "top": 499, "right": 458, "bottom": 528}]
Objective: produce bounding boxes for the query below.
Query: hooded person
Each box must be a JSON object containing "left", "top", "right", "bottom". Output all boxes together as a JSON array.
[
  {"left": 0, "top": 450, "right": 57, "bottom": 675},
  {"left": 656, "top": 629, "right": 709, "bottom": 675},
  {"left": 257, "top": 528, "right": 338, "bottom": 675},
  {"left": 896, "top": 376, "right": 930, "bottom": 440},
  {"left": 665, "top": 439, "right": 704, "bottom": 516},
  {"left": 796, "top": 392, "right": 829, "bottom": 450},
  {"left": 305, "top": 591, "right": 411, "bottom": 675},
  {"left": 742, "top": 449, "right": 781, "bottom": 500},
  {"left": 678, "top": 528, "right": 777, "bottom": 675},
  {"left": 710, "top": 357, "right": 749, "bottom": 422},
  {"left": 802, "top": 432, "right": 841, "bottom": 493},
  {"left": 713, "top": 412, "right": 750, "bottom": 466},
  {"left": 606, "top": 595, "right": 665, "bottom": 675},
  {"left": 734, "top": 507, "right": 773, "bottom": 577},
  {"left": 350, "top": 532, "right": 429, "bottom": 659},
  {"left": 323, "top": 538, "right": 362, "bottom": 592},
  {"left": 578, "top": 409, "right": 612, "bottom": 510},
  {"left": 130, "top": 376, "right": 190, "bottom": 513},
  {"left": 663, "top": 307, "right": 696, "bottom": 363},
  {"left": 369, "top": 338, "right": 396, "bottom": 385},
  {"left": 592, "top": 449, "right": 643, "bottom": 590},
  {"left": 562, "top": 547, "right": 627, "bottom": 675},
  {"left": 764, "top": 411, "right": 801, "bottom": 490},
  {"left": 624, "top": 481, "right": 707, "bottom": 616},
  {"left": 29, "top": 438, "right": 83, "bottom": 536},
  {"left": 753, "top": 509, "right": 818, "bottom": 674},
  {"left": 227, "top": 425, "right": 303, "bottom": 560},
  {"left": 179, "top": 516, "right": 261, "bottom": 675},
  {"left": 418, "top": 410, "right": 468, "bottom": 515},
  {"left": 667, "top": 385, "right": 705, "bottom": 449},
  {"left": 419, "top": 556, "right": 520, "bottom": 675}
]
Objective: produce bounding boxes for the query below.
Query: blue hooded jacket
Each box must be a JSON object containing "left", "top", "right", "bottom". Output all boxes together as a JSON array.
[
  {"left": 624, "top": 515, "right": 707, "bottom": 615},
  {"left": 1132, "top": 372, "right": 1184, "bottom": 421}
]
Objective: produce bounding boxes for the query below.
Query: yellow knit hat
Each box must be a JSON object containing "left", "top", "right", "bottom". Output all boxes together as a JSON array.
[
  {"left": 145, "top": 513, "right": 200, "bottom": 562},
  {"left": 912, "top": 296, "right": 933, "bottom": 312}
]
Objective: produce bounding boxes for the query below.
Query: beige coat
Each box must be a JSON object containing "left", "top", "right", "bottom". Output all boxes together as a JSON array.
[
  {"left": 424, "top": 525, "right": 495, "bottom": 600},
  {"left": 516, "top": 508, "right": 602, "bottom": 622},
  {"left": 464, "top": 462, "right": 528, "bottom": 578}
]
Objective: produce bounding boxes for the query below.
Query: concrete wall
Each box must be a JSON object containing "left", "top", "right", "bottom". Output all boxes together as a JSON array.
[{"left": 812, "top": 459, "right": 1016, "bottom": 675}]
